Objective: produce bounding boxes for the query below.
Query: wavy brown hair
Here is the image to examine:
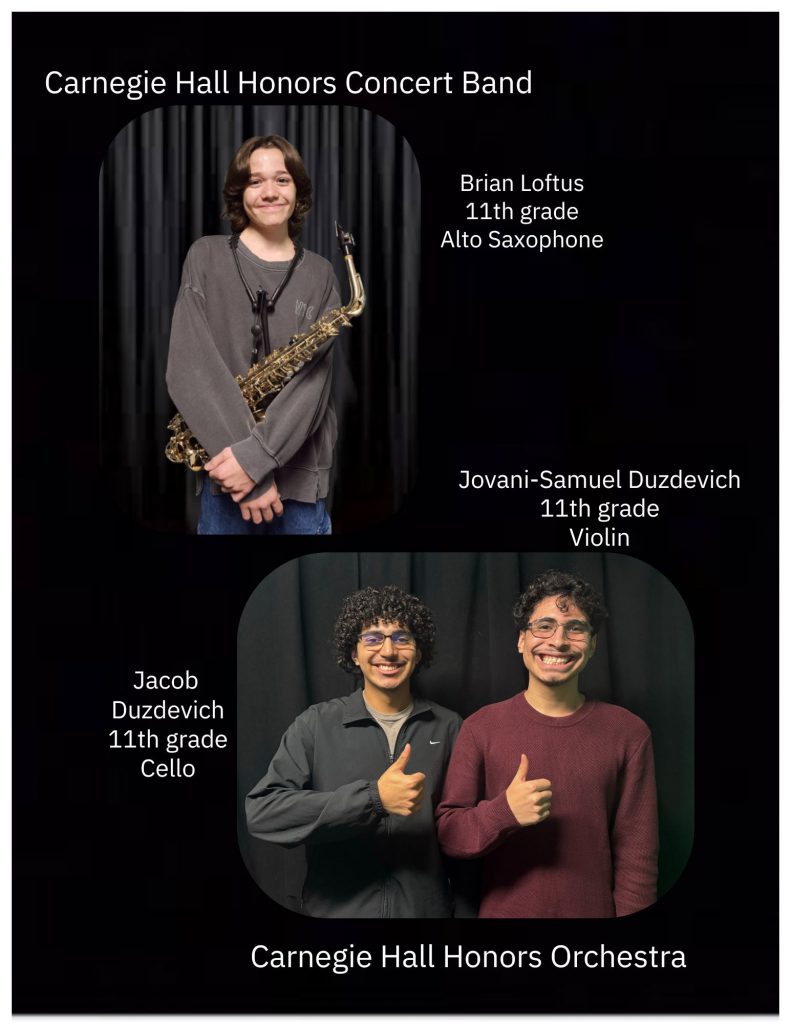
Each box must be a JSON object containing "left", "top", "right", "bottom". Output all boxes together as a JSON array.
[{"left": 223, "top": 135, "right": 313, "bottom": 237}]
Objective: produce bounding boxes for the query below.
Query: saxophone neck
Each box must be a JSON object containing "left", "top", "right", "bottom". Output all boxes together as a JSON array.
[
  {"left": 336, "top": 222, "right": 366, "bottom": 318},
  {"left": 343, "top": 255, "right": 366, "bottom": 317}
]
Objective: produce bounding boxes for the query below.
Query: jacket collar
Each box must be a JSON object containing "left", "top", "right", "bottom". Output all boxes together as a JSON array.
[{"left": 341, "top": 687, "right": 434, "bottom": 725}]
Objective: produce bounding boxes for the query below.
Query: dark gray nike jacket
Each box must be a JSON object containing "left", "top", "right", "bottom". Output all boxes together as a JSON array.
[{"left": 245, "top": 689, "right": 462, "bottom": 918}]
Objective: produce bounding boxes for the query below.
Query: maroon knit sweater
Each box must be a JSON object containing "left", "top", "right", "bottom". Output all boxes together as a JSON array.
[{"left": 435, "top": 694, "right": 658, "bottom": 918}]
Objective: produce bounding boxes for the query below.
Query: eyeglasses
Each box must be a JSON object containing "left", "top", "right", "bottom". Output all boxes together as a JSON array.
[
  {"left": 358, "top": 630, "right": 417, "bottom": 650},
  {"left": 525, "top": 619, "right": 592, "bottom": 640}
]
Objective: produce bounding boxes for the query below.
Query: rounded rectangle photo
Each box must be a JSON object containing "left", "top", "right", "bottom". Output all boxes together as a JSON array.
[
  {"left": 100, "top": 105, "right": 420, "bottom": 534},
  {"left": 237, "top": 551, "right": 693, "bottom": 919}
]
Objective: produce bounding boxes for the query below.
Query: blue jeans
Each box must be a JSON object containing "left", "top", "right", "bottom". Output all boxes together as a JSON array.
[{"left": 197, "top": 488, "right": 331, "bottom": 536}]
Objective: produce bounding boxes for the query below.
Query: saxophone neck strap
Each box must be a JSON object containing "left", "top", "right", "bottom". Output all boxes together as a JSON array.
[{"left": 228, "top": 234, "right": 303, "bottom": 364}]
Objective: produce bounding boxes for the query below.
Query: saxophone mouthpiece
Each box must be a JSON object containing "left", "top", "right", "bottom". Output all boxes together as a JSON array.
[{"left": 335, "top": 221, "right": 356, "bottom": 255}]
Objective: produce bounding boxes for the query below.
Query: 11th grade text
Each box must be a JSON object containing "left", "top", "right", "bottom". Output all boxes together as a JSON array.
[
  {"left": 109, "top": 670, "right": 227, "bottom": 779},
  {"left": 444, "top": 171, "right": 604, "bottom": 252},
  {"left": 457, "top": 466, "right": 741, "bottom": 549},
  {"left": 465, "top": 201, "right": 580, "bottom": 224}
]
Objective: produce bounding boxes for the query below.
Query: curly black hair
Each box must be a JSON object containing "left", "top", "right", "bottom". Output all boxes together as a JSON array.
[
  {"left": 513, "top": 569, "right": 608, "bottom": 635},
  {"left": 334, "top": 585, "right": 436, "bottom": 675}
]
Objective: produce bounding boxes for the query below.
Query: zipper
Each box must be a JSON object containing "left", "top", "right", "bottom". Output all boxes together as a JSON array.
[
  {"left": 377, "top": 722, "right": 393, "bottom": 919},
  {"left": 371, "top": 709, "right": 429, "bottom": 919}
]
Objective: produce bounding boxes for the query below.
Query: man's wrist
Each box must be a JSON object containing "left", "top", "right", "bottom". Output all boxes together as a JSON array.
[
  {"left": 370, "top": 781, "right": 387, "bottom": 817},
  {"left": 231, "top": 433, "right": 277, "bottom": 485},
  {"left": 495, "top": 790, "right": 525, "bottom": 831}
]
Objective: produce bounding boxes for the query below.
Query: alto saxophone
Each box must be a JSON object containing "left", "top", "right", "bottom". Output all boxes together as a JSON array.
[{"left": 165, "top": 223, "right": 365, "bottom": 471}]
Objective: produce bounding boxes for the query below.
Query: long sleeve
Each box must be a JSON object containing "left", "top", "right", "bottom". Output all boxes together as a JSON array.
[
  {"left": 610, "top": 732, "right": 659, "bottom": 916},
  {"left": 231, "top": 271, "right": 339, "bottom": 488},
  {"left": 230, "top": 342, "right": 334, "bottom": 488},
  {"left": 166, "top": 277, "right": 257, "bottom": 460},
  {"left": 435, "top": 720, "right": 522, "bottom": 859},
  {"left": 246, "top": 712, "right": 385, "bottom": 848}
]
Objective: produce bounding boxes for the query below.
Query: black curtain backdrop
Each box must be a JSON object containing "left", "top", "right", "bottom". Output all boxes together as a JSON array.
[
  {"left": 237, "top": 552, "right": 693, "bottom": 916},
  {"left": 99, "top": 105, "right": 420, "bottom": 532}
]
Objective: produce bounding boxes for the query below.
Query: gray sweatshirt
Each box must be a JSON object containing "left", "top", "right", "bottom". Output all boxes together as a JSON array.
[{"left": 166, "top": 235, "right": 341, "bottom": 502}]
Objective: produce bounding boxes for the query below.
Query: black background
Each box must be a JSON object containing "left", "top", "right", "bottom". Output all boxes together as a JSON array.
[{"left": 13, "top": 12, "right": 777, "bottom": 1015}]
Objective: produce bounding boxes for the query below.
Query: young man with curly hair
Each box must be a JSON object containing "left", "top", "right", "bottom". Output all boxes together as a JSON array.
[
  {"left": 436, "top": 569, "right": 658, "bottom": 918},
  {"left": 245, "top": 585, "right": 462, "bottom": 918},
  {"left": 166, "top": 135, "right": 340, "bottom": 534}
]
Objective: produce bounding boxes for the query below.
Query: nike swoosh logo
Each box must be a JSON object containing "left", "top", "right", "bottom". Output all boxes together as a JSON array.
[{"left": 429, "top": 740, "right": 441, "bottom": 745}]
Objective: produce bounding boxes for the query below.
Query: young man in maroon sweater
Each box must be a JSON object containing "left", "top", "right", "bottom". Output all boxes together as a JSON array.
[{"left": 435, "top": 569, "right": 658, "bottom": 918}]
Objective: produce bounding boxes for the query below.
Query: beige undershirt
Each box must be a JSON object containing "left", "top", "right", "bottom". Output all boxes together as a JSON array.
[{"left": 363, "top": 697, "right": 414, "bottom": 755}]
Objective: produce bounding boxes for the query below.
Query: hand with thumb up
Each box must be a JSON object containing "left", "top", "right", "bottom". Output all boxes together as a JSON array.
[
  {"left": 505, "top": 754, "right": 552, "bottom": 826},
  {"left": 377, "top": 743, "right": 426, "bottom": 816}
]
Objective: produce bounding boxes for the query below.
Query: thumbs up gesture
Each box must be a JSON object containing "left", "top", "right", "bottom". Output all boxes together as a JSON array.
[
  {"left": 377, "top": 743, "right": 426, "bottom": 816},
  {"left": 505, "top": 754, "right": 552, "bottom": 827}
]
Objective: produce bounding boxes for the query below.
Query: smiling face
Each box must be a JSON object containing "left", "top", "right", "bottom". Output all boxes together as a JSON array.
[
  {"left": 242, "top": 146, "right": 297, "bottom": 235},
  {"left": 352, "top": 619, "right": 421, "bottom": 706},
  {"left": 518, "top": 595, "right": 597, "bottom": 690}
]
